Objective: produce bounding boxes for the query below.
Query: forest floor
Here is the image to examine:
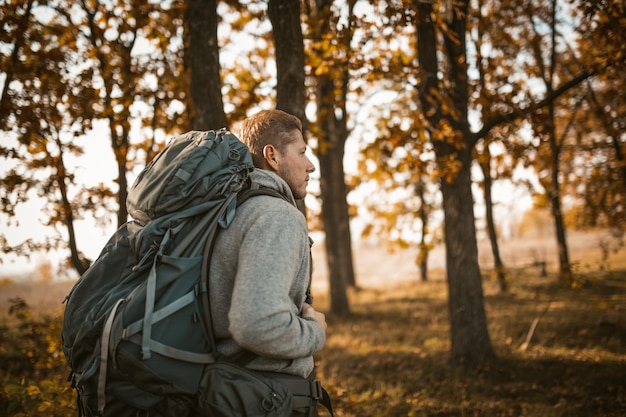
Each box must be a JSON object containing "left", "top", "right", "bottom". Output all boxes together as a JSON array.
[
  {"left": 311, "top": 268, "right": 626, "bottom": 416},
  {"left": 308, "top": 230, "right": 626, "bottom": 416},
  {"left": 0, "top": 230, "right": 625, "bottom": 416}
]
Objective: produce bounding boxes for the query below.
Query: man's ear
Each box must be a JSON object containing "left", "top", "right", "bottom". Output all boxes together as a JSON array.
[{"left": 262, "top": 144, "right": 280, "bottom": 172}]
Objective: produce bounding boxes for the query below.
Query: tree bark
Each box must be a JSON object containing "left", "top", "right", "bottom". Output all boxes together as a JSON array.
[
  {"left": 546, "top": 0, "right": 572, "bottom": 286},
  {"left": 185, "top": 0, "right": 228, "bottom": 130},
  {"left": 310, "top": 0, "right": 356, "bottom": 316},
  {"left": 268, "top": 0, "right": 306, "bottom": 124},
  {"left": 480, "top": 153, "right": 507, "bottom": 291},
  {"left": 54, "top": 140, "right": 90, "bottom": 274},
  {"left": 416, "top": 0, "right": 495, "bottom": 366},
  {"left": 317, "top": 126, "right": 351, "bottom": 316},
  {"left": 547, "top": 101, "right": 572, "bottom": 285},
  {"left": 416, "top": 181, "right": 429, "bottom": 282},
  {"left": 268, "top": 0, "right": 308, "bottom": 215}
]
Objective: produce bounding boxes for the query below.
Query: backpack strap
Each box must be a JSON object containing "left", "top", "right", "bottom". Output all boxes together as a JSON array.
[{"left": 236, "top": 181, "right": 286, "bottom": 206}]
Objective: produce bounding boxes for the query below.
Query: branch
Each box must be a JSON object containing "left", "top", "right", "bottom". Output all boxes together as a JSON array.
[{"left": 470, "top": 66, "right": 604, "bottom": 147}]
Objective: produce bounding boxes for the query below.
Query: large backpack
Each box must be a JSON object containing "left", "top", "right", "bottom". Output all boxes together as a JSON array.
[{"left": 61, "top": 129, "right": 289, "bottom": 417}]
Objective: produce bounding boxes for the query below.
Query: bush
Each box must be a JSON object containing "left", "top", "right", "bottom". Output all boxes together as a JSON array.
[{"left": 0, "top": 298, "right": 75, "bottom": 417}]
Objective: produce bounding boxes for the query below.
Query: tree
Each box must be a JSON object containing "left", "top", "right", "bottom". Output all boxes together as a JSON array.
[
  {"left": 80, "top": 0, "right": 188, "bottom": 228},
  {"left": 468, "top": 0, "right": 519, "bottom": 292},
  {"left": 305, "top": 0, "right": 358, "bottom": 316},
  {"left": 185, "top": 0, "right": 228, "bottom": 130},
  {"left": 414, "top": 0, "right": 496, "bottom": 366},
  {"left": 468, "top": 0, "right": 617, "bottom": 287},
  {"left": 356, "top": 92, "right": 442, "bottom": 282},
  {"left": 0, "top": 0, "right": 186, "bottom": 273},
  {"left": 268, "top": 0, "right": 306, "bottom": 123},
  {"left": 463, "top": 0, "right": 609, "bottom": 289},
  {"left": 524, "top": 0, "right": 576, "bottom": 285},
  {"left": 0, "top": 0, "right": 104, "bottom": 273},
  {"left": 268, "top": 0, "right": 309, "bottom": 216},
  {"left": 568, "top": 0, "right": 626, "bottom": 233}
]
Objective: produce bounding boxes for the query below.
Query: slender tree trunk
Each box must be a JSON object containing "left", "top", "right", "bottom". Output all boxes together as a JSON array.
[
  {"left": 317, "top": 132, "right": 351, "bottom": 316},
  {"left": 547, "top": 102, "right": 572, "bottom": 286},
  {"left": 185, "top": 0, "right": 228, "bottom": 130},
  {"left": 54, "top": 139, "right": 90, "bottom": 274},
  {"left": 416, "top": 181, "right": 429, "bottom": 281},
  {"left": 480, "top": 152, "right": 507, "bottom": 291},
  {"left": 335, "top": 33, "right": 357, "bottom": 289},
  {"left": 83, "top": 2, "right": 131, "bottom": 228},
  {"left": 310, "top": 0, "right": 356, "bottom": 315},
  {"left": 546, "top": 0, "right": 572, "bottom": 286},
  {"left": 112, "top": 130, "right": 129, "bottom": 228}
]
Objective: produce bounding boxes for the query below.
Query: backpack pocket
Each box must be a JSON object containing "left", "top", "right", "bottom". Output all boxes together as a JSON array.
[
  {"left": 196, "top": 361, "right": 292, "bottom": 417},
  {"left": 110, "top": 254, "right": 212, "bottom": 394}
]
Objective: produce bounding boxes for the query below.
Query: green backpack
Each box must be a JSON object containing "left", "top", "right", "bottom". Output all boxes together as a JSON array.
[{"left": 61, "top": 129, "right": 292, "bottom": 417}]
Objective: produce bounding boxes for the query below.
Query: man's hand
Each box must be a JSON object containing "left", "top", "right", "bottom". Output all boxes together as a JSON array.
[{"left": 301, "top": 303, "right": 327, "bottom": 330}]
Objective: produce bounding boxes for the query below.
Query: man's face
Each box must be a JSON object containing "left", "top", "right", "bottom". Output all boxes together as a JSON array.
[{"left": 274, "top": 130, "right": 315, "bottom": 200}]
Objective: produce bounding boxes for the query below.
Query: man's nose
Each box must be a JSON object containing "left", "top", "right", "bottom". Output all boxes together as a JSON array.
[{"left": 306, "top": 157, "right": 316, "bottom": 173}]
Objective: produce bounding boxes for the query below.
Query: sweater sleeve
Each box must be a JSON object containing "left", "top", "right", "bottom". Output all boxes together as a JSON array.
[{"left": 227, "top": 206, "right": 325, "bottom": 359}]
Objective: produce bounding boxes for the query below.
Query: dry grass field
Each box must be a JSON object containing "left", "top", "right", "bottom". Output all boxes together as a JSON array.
[
  {"left": 309, "top": 230, "right": 626, "bottom": 416},
  {"left": 1, "top": 229, "right": 624, "bottom": 416}
]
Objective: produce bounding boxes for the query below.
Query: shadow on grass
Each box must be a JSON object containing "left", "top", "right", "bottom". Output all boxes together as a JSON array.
[
  {"left": 319, "top": 346, "right": 626, "bottom": 417},
  {"left": 318, "top": 274, "right": 626, "bottom": 417}
]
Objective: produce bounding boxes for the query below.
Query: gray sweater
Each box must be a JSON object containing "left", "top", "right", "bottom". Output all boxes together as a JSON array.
[{"left": 208, "top": 169, "right": 325, "bottom": 378}]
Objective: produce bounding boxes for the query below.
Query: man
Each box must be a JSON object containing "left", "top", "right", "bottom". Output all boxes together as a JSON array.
[{"left": 208, "top": 109, "right": 329, "bottom": 416}]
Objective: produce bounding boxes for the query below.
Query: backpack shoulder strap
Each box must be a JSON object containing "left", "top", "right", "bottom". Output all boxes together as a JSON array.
[{"left": 236, "top": 181, "right": 287, "bottom": 207}]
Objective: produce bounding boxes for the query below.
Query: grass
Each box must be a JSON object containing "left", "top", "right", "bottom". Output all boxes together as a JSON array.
[
  {"left": 1, "top": 231, "right": 625, "bottom": 416},
  {"left": 313, "top": 269, "right": 626, "bottom": 416}
]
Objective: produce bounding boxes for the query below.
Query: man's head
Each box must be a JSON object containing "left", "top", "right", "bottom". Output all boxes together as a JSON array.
[{"left": 238, "top": 109, "right": 315, "bottom": 200}]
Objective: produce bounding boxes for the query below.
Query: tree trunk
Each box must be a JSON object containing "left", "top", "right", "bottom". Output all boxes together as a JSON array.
[
  {"left": 268, "top": 0, "right": 308, "bottom": 215},
  {"left": 316, "top": 70, "right": 351, "bottom": 315},
  {"left": 545, "top": 0, "right": 572, "bottom": 286},
  {"left": 440, "top": 147, "right": 495, "bottom": 365},
  {"left": 54, "top": 139, "right": 90, "bottom": 274},
  {"left": 416, "top": 0, "right": 495, "bottom": 366},
  {"left": 310, "top": 0, "right": 355, "bottom": 316},
  {"left": 112, "top": 129, "right": 129, "bottom": 228},
  {"left": 268, "top": 0, "right": 306, "bottom": 124},
  {"left": 480, "top": 152, "right": 507, "bottom": 291},
  {"left": 547, "top": 102, "right": 572, "bottom": 286},
  {"left": 416, "top": 181, "right": 429, "bottom": 282},
  {"left": 185, "top": 0, "right": 228, "bottom": 131},
  {"left": 317, "top": 126, "right": 351, "bottom": 316}
]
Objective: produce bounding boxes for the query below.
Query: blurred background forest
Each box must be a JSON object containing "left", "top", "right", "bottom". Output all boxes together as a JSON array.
[{"left": 1, "top": 0, "right": 625, "bottom": 415}]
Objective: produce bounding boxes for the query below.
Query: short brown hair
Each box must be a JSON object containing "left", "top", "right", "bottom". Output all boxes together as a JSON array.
[{"left": 238, "top": 109, "right": 303, "bottom": 169}]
